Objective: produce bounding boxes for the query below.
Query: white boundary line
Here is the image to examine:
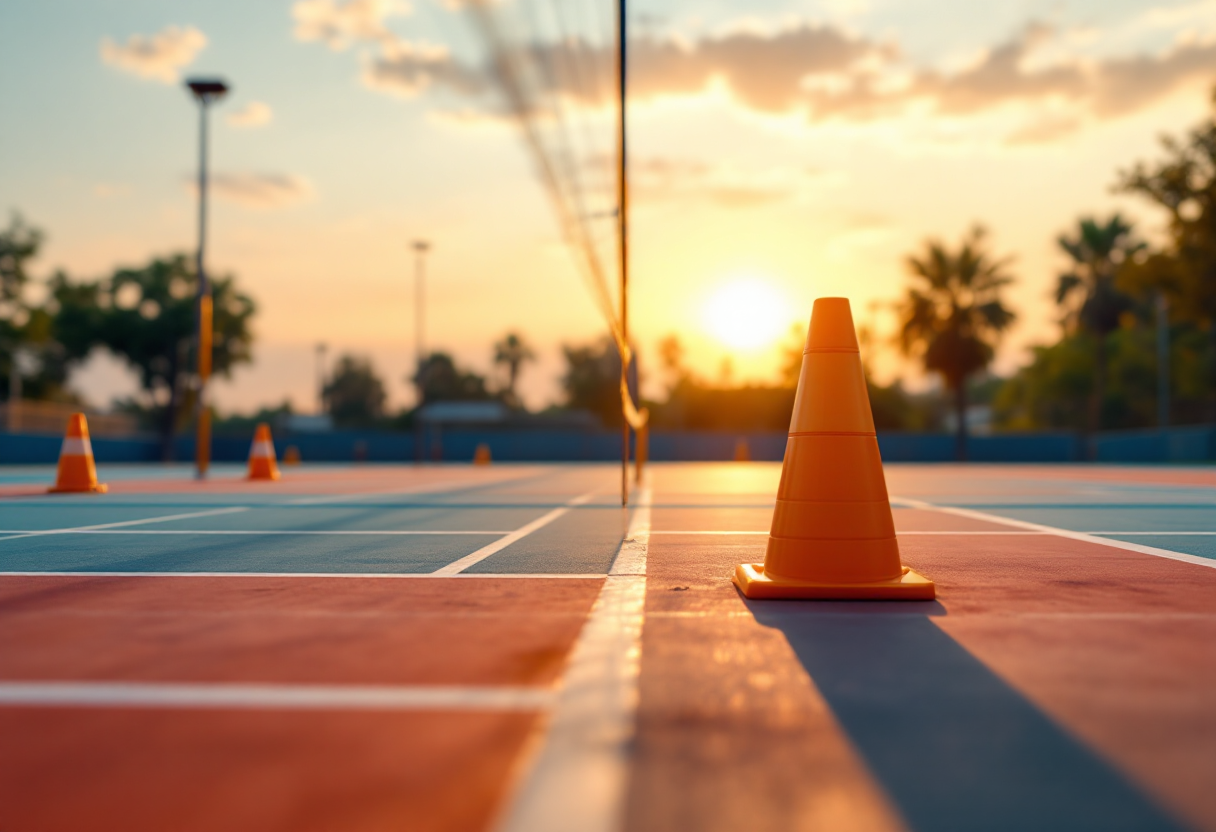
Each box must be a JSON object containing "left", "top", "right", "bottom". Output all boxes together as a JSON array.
[
  {"left": 894, "top": 496, "right": 1216, "bottom": 570},
  {"left": 432, "top": 491, "right": 599, "bottom": 576},
  {"left": 0, "top": 507, "right": 249, "bottom": 542},
  {"left": 493, "top": 482, "right": 650, "bottom": 832},
  {"left": 0, "top": 681, "right": 554, "bottom": 712},
  {"left": 0, "top": 571, "right": 605, "bottom": 579}
]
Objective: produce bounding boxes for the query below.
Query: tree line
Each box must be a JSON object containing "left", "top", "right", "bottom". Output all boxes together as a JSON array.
[{"left": 3, "top": 88, "right": 1213, "bottom": 452}]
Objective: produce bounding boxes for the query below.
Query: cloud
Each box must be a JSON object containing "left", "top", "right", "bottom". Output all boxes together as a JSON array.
[
  {"left": 188, "top": 173, "right": 316, "bottom": 209},
  {"left": 99, "top": 26, "right": 207, "bottom": 84},
  {"left": 292, "top": 0, "right": 408, "bottom": 50},
  {"left": 363, "top": 39, "right": 485, "bottom": 97},
  {"left": 227, "top": 101, "right": 274, "bottom": 128},
  {"left": 627, "top": 157, "right": 834, "bottom": 208}
]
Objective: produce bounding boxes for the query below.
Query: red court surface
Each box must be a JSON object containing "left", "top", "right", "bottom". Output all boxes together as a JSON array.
[{"left": 1, "top": 462, "right": 1214, "bottom": 832}]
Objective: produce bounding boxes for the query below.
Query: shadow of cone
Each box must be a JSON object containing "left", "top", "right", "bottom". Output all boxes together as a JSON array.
[
  {"left": 48, "top": 413, "right": 108, "bottom": 494},
  {"left": 734, "top": 297, "right": 933, "bottom": 599},
  {"left": 247, "top": 423, "right": 281, "bottom": 481}
]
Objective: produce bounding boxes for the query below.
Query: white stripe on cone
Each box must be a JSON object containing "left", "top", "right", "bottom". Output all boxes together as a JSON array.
[
  {"left": 249, "top": 440, "right": 275, "bottom": 459},
  {"left": 60, "top": 436, "right": 93, "bottom": 457}
]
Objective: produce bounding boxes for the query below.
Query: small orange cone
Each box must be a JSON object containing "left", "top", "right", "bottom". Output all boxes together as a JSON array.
[
  {"left": 734, "top": 438, "right": 751, "bottom": 462},
  {"left": 473, "top": 443, "right": 492, "bottom": 465},
  {"left": 283, "top": 445, "right": 302, "bottom": 465},
  {"left": 247, "top": 423, "right": 280, "bottom": 481},
  {"left": 49, "top": 413, "right": 108, "bottom": 494},
  {"left": 734, "top": 298, "right": 934, "bottom": 600}
]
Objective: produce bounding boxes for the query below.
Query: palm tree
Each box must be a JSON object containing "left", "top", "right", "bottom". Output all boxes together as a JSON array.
[
  {"left": 898, "top": 225, "right": 1016, "bottom": 461},
  {"left": 1055, "top": 215, "right": 1143, "bottom": 434},
  {"left": 493, "top": 331, "right": 536, "bottom": 407}
]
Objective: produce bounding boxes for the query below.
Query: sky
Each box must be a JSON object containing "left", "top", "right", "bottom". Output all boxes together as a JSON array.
[{"left": 2, "top": 0, "right": 1215, "bottom": 414}]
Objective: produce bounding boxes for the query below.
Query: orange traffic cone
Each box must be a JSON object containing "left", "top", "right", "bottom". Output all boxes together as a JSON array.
[
  {"left": 247, "top": 423, "right": 280, "bottom": 481},
  {"left": 734, "top": 438, "right": 751, "bottom": 462},
  {"left": 473, "top": 443, "right": 492, "bottom": 465},
  {"left": 48, "top": 413, "right": 108, "bottom": 494},
  {"left": 734, "top": 298, "right": 934, "bottom": 600},
  {"left": 283, "top": 445, "right": 302, "bottom": 466}
]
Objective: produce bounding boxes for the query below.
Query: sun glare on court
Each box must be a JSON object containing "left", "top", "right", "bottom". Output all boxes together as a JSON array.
[{"left": 702, "top": 278, "right": 788, "bottom": 351}]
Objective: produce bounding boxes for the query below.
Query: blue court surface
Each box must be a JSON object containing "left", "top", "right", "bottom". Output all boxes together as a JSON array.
[{"left": 0, "top": 462, "right": 1213, "bottom": 832}]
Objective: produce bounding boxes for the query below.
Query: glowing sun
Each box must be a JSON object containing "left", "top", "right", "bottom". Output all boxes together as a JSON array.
[{"left": 702, "top": 278, "right": 787, "bottom": 350}]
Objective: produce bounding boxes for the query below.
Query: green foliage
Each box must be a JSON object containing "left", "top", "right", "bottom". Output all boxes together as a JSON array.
[
  {"left": 50, "top": 253, "right": 255, "bottom": 451},
  {"left": 560, "top": 337, "right": 622, "bottom": 427},
  {"left": 897, "top": 225, "right": 1016, "bottom": 455},
  {"left": 326, "top": 354, "right": 387, "bottom": 427},
  {"left": 1117, "top": 89, "right": 1216, "bottom": 326},
  {"left": 413, "top": 352, "right": 492, "bottom": 406},
  {"left": 492, "top": 332, "right": 535, "bottom": 407}
]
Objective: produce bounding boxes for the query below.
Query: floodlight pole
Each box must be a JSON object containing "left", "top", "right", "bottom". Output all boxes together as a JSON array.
[
  {"left": 316, "top": 342, "right": 328, "bottom": 414},
  {"left": 1157, "top": 292, "right": 1170, "bottom": 429},
  {"left": 617, "top": 0, "right": 630, "bottom": 507},
  {"left": 185, "top": 78, "right": 229, "bottom": 480},
  {"left": 412, "top": 240, "right": 431, "bottom": 463}
]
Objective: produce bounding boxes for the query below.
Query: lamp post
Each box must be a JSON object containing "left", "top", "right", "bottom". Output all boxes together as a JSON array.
[
  {"left": 185, "top": 77, "right": 228, "bottom": 479},
  {"left": 316, "top": 342, "right": 328, "bottom": 415},
  {"left": 411, "top": 240, "right": 431, "bottom": 406}
]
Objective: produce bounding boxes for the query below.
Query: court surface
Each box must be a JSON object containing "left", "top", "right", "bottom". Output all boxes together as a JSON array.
[{"left": 1, "top": 461, "right": 1214, "bottom": 832}]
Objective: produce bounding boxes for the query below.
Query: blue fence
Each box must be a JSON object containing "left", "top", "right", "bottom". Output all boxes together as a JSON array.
[{"left": 3, "top": 425, "right": 1214, "bottom": 465}]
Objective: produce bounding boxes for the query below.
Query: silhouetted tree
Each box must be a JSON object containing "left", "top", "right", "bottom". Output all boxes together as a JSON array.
[
  {"left": 897, "top": 225, "right": 1016, "bottom": 460},
  {"left": 560, "top": 337, "right": 623, "bottom": 427},
  {"left": 51, "top": 254, "right": 255, "bottom": 458},
  {"left": 1118, "top": 87, "right": 1216, "bottom": 416},
  {"left": 0, "top": 215, "right": 72, "bottom": 401},
  {"left": 325, "top": 355, "right": 387, "bottom": 427},
  {"left": 1055, "top": 215, "right": 1143, "bottom": 433},
  {"left": 412, "top": 352, "right": 491, "bottom": 405},
  {"left": 492, "top": 332, "right": 535, "bottom": 407}
]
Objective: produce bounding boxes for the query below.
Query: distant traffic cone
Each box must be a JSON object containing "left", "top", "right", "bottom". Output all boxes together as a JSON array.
[
  {"left": 734, "top": 438, "right": 751, "bottom": 462},
  {"left": 247, "top": 423, "right": 280, "bottom": 481},
  {"left": 283, "top": 445, "right": 302, "bottom": 465},
  {"left": 48, "top": 413, "right": 108, "bottom": 494},
  {"left": 734, "top": 298, "right": 934, "bottom": 600},
  {"left": 473, "top": 443, "right": 492, "bottom": 465}
]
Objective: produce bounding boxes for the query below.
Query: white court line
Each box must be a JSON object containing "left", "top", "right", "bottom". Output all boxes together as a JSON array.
[
  {"left": 432, "top": 491, "right": 599, "bottom": 576},
  {"left": 0, "top": 529, "right": 509, "bottom": 536},
  {"left": 286, "top": 471, "right": 542, "bottom": 506},
  {"left": 0, "top": 571, "right": 605, "bottom": 579},
  {"left": 893, "top": 496, "right": 1216, "bottom": 570},
  {"left": 0, "top": 507, "right": 250, "bottom": 543},
  {"left": 0, "top": 681, "right": 554, "bottom": 712},
  {"left": 494, "top": 482, "right": 650, "bottom": 832}
]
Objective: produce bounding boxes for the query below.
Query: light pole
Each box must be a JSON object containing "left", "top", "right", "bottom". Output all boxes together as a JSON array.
[
  {"left": 316, "top": 342, "right": 328, "bottom": 415},
  {"left": 185, "top": 77, "right": 229, "bottom": 479},
  {"left": 411, "top": 240, "right": 431, "bottom": 406}
]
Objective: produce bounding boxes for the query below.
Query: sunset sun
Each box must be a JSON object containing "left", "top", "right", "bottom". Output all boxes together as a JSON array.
[{"left": 702, "top": 278, "right": 787, "bottom": 351}]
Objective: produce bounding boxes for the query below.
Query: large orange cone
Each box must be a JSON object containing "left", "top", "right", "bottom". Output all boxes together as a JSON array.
[
  {"left": 247, "top": 423, "right": 280, "bottom": 481},
  {"left": 49, "top": 413, "right": 108, "bottom": 494},
  {"left": 734, "top": 298, "right": 934, "bottom": 600}
]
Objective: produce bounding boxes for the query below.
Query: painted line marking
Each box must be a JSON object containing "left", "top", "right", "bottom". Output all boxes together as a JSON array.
[
  {"left": 286, "top": 470, "right": 544, "bottom": 505},
  {"left": 433, "top": 491, "right": 599, "bottom": 576},
  {"left": 0, "top": 507, "right": 250, "bottom": 542},
  {"left": 893, "top": 496, "right": 1216, "bottom": 570},
  {"left": 494, "top": 482, "right": 650, "bottom": 832},
  {"left": 0, "top": 529, "right": 510, "bottom": 536},
  {"left": 0, "top": 681, "right": 554, "bottom": 712},
  {"left": 0, "top": 571, "right": 606, "bottom": 579}
]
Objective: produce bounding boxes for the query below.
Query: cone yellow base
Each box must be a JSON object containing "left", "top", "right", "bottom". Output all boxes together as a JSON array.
[
  {"left": 48, "top": 483, "right": 108, "bottom": 494},
  {"left": 734, "top": 562, "right": 935, "bottom": 600}
]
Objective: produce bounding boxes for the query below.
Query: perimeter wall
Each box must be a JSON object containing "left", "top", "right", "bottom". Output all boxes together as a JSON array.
[{"left": 2, "top": 425, "right": 1215, "bottom": 464}]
